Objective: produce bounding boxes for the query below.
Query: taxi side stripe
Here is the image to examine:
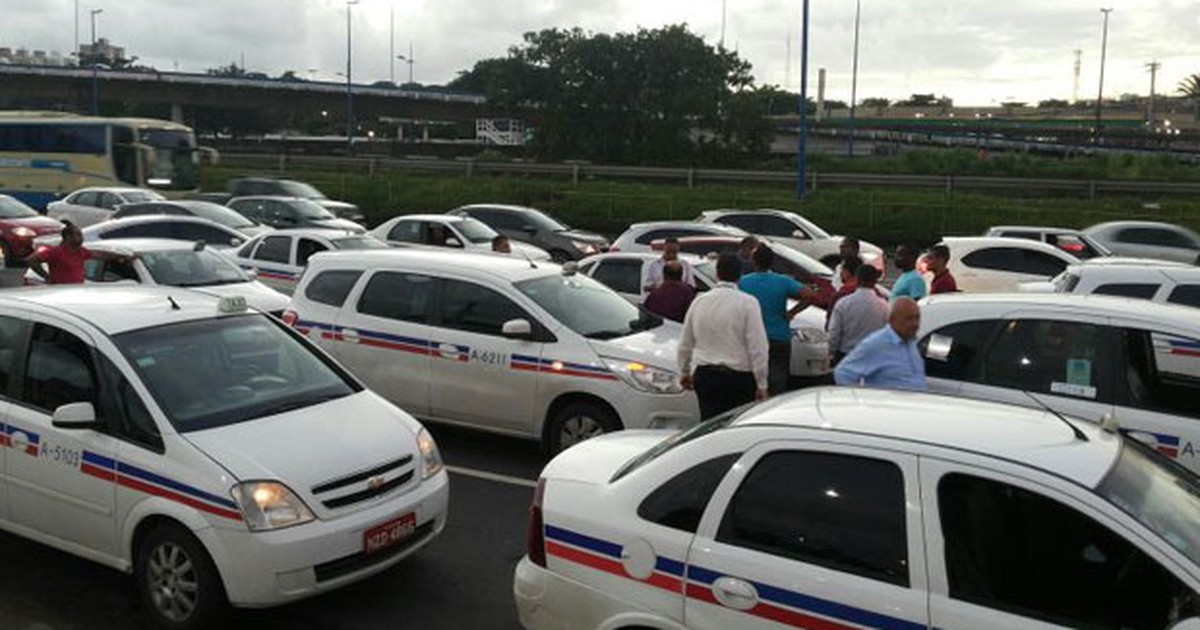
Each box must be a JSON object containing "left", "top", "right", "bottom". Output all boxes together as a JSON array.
[
  {"left": 116, "top": 461, "right": 239, "bottom": 510},
  {"left": 117, "top": 475, "right": 243, "bottom": 521},
  {"left": 545, "top": 524, "right": 622, "bottom": 559},
  {"left": 655, "top": 556, "right": 686, "bottom": 577}
]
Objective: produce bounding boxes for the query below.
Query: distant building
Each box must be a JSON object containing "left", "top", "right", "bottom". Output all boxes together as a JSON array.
[
  {"left": 77, "top": 38, "right": 125, "bottom": 66},
  {"left": 0, "top": 46, "right": 70, "bottom": 66}
]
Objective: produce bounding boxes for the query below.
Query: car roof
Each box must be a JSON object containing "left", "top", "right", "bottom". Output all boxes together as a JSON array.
[
  {"left": 1075, "top": 257, "right": 1195, "bottom": 269},
  {"left": 75, "top": 187, "right": 156, "bottom": 195},
  {"left": 731, "top": 387, "right": 1120, "bottom": 486},
  {"left": 87, "top": 238, "right": 212, "bottom": 253},
  {"left": 249, "top": 227, "right": 362, "bottom": 240},
  {"left": 580, "top": 251, "right": 706, "bottom": 264},
  {"left": 1087, "top": 220, "right": 1195, "bottom": 232},
  {"left": 987, "top": 225, "right": 1083, "bottom": 234},
  {"left": 228, "top": 196, "right": 311, "bottom": 203},
  {"left": 306, "top": 248, "right": 557, "bottom": 283},
  {"left": 455, "top": 203, "right": 540, "bottom": 214},
  {"left": 626, "top": 220, "right": 745, "bottom": 232},
  {"left": 391, "top": 214, "right": 467, "bottom": 223},
  {"left": 85, "top": 215, "right": 232, "bottom": 232},
  {"left": 2, "top": 286, "right": 255, "bottom": 335},
  {"left": 921, "top": 291, "right": 1200, "bottom": 325},
  {"left": 941, "top": 236, "right": 1077, "bottom": 255}
]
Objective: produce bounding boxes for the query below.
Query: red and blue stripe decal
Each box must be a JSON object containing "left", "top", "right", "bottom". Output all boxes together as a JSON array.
[
  {"left": 1, "top": 422, "right": 41, "bottom": 456},
  {"left": 297, "top": 319, "right": 470, "bottom": 361},
  {"left": 512, "top": 355, "right": 617, "bottom": 381},
  {"left": 1153, "top": 334, "right": 1200, "bottom": 358},
  {"left": 81, "top": 451, "right": 243, "bottom": 521},
  {"left": 546, "top": 524, "right": 922, "bottom": 630},
  {"left": 240, "top": 265, "right": 299, "bottom": 283},
  {"left": 1120, "top": 429, "right": 1182, "bottom": 459}
]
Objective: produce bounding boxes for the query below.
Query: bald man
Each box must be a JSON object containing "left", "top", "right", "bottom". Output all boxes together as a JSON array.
[{"left": 833, "top": 297, "right": 927, "bottom": 391}]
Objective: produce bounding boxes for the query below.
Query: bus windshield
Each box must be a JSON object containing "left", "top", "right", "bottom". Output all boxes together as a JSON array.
[{"left": 138, "top": 127, "right": 200, "bottom": 191}]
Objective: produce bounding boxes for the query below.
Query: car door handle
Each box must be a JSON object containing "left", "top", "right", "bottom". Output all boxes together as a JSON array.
[
  {"left": 437, "top": 343, "right": 461, "bottom": 360},
  {"left": 340, "top": 328, "right": 360, "bottom": 343},
  {"left": 712, "top": 576, "right": 759, "bottom": 611}
]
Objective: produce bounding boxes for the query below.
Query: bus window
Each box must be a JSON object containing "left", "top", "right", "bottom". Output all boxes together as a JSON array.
[{"left": 112, "top": 125, "right": 139, "bottom": 186}]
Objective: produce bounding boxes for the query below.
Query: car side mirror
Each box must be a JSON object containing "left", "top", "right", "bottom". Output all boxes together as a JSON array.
[
  {"left": 244, "top": 268, "right": 258, "bottom": 280},
  {"left": 445, "top": 237, "right": 463, "bottom": 248},
  {"left": 792, "top": 229, "right": 810, "bottom": 240},
  {"left": 230, "top": 237, "right": 243, "bottom": 248},
  {"left": 501, "top": 318, "right": 533, "bottom": 339},
  {"left": 52, "top": 402, "right": 98, "bottom": 430}
]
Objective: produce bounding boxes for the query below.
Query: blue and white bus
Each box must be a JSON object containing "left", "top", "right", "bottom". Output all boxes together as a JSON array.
[{"left": 0, "top": 111, "right": 217, "bottom": 210}]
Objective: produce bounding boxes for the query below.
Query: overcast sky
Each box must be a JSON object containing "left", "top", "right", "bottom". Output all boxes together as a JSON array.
[{"left": 4, "top": 0, "right": 1199, "bottom": 106}]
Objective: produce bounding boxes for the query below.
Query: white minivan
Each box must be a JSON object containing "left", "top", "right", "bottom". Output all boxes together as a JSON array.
[
  {"left": 920, "top": 292, "right": 1200, "bottom": 472},
  {"left": 285, "top": 250, "right": 701, "bottom": 452},
  {"left": 0, "top": 287, "right": 448, "bottom": 628}
]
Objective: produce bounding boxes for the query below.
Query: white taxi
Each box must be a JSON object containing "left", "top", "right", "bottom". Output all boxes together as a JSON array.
[
  {"left": 285, "top": 249, "right": 700, "bottom": 452},
  {"left": 233, "top": 228, "right": 390, "bottom": 295},
  {"left": 0, "top": 287, "right": 448, "bottom": 628},
  {"left": 515, "top": 387, "right": 1200, "bottom": 630},
  {"left": 919, "top": 292, "right": 1200, "bottom": 474}
]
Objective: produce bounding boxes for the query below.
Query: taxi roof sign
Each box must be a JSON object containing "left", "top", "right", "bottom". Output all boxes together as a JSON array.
[{"left": 218, "top": 295, "right": 248, "bottom": 313}]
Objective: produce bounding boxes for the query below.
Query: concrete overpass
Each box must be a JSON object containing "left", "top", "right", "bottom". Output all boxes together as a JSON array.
[{"left": 0, "top": 65, "right": 491, "bottom": 132}]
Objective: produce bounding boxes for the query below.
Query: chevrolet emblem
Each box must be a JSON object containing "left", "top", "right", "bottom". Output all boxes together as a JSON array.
[{"left": 367, "top": 475, "right": 387, "bottom": 491}]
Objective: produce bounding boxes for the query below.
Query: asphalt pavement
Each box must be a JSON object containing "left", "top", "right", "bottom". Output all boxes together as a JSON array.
[{"left": 0, "top": 424, "right": 542, "bottom": 630}]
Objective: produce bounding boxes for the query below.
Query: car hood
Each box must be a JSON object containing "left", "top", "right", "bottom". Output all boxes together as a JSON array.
[
  {"left": 188, "top": 281, "right": 290, "bottom": 313},
  {"left": 315, "top": 200, "right": 365, "bottom": 221},
  {"left": 559, "top": 229, "right": 609, "bottom": 247},
  {"left": 8, "top": 216, "right": 64, "bottom": 233},
  {"left": 183, "top": 390, "right": 424, "bottom": 517},
  {"left": 512, "top": 241, "right": 552, "bottom": 261},
  {"left": 311, "top": 217, "right": 367, "bottom": 233},
  {"left": 587, "top": 320, "right": 682, "bottom": 372},
  {"left": 542, "top": 429, "right": 673, "bottom": 484}
]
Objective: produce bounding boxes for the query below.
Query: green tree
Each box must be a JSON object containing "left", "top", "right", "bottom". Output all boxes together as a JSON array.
[
  {"left": 860, "top": 97, "right": 891, "bottom": 108},
  {"left": 1038, "top": 98, "right": 1070, "bottom": 108},
  {"left": 206, "top": 62, "right": 246, "bottom": 78},
  {"left": 1179, "top": 73, "right": 1200, "bottom": 119}
]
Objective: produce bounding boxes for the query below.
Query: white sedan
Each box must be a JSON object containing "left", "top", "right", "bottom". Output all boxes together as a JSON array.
[
  {"left": 696, "top": 208, "right": 885, "bottom": 270},
  {"left": 234, "top": 228, "right": 390, "bottom": 295},
  {"left": 1019, "top": 257, "right": 1200, "bottom": 308},
  {"left": 936, "top": 236, "right": 1079, "bottom": 292},
  {"left": 515, "top": 386, "right": 1200, "bottom": 630},
  {"left": 46, "top": 186, "right": 165, "bottom": 227},
  {"left": 371, "top": 214, "right": 551, "bottom": 261}
]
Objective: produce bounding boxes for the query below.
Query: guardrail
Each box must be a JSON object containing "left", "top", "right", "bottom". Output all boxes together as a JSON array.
[{"left": 220, "top": 152, "right": 1200, "bottom": 198}]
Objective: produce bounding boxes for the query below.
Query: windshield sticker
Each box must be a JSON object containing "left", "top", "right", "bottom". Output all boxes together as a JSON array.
[
  {"left": 1050, "top": 381, "right": 1097, "bottom": 400},
  {"left": 1066, "top": 359, "right": 1092, "bottom": 386},
  {"left": 925, "top": 334, "right": 953, "bottom": 362},
  {"left": 136, "top": 356, "right": 156, "bottom": 368}
]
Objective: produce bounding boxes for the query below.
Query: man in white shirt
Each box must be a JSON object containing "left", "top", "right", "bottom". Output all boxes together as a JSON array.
[
  {"left": 678, "top": 253, "right": 770, "bottom": 419},
  {"left": 643, "top": 237, "right": 695, "bottom": 292},
  {"left": 828, "top": 264, "right": 889, "bottom": 364}
]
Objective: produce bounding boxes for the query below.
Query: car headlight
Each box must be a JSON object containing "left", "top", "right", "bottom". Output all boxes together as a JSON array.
[
  {"left": 794, "top": 326, "right": 830, "bottom": 344},
  {"left": 417, "top": 428, "right": 444, "bottom": 479},
  {"left": 11, "top": 227, "right": 36, "bottom": 238},
  {"left": 231, "top": 481, "right": 315, "bottom": 531},
  {"left": 602, "top": 358, "right": 683, "bottom": 394},
  {"left": 571, "top": 240, "right": 598, "bottom": 255}
]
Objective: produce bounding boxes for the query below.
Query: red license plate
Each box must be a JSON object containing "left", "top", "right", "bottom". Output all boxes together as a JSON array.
[{"left": 363, "top": 513, "right": 417, "bottom": 555}]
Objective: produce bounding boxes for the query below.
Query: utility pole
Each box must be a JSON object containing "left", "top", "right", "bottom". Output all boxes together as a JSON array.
[
  {"left": 389, "top": 4, "right": 395, "bottom": 84},
  {"left": 1072, "top": 49, "right": 1082, "bottom": 103},
  {"left": 90, "top": 8, "right": 102, "bottom": 115},
  {"left": 796, "top": 0, "right": 810, "bottom": 200},
  {"left": 74, "top": 0, "right": 79, "bottom": 60},
  {"left": 397, "top": 43, "right": 415, "bottom": 85},
  {"left": 848, "top": 0, "right": 861, "bottom": 157},
  {"left": 346, "top": 0, "right": 359, "bottom": 154},
  {"left": 1146, "top": 60, "right": 1160, "bottom": 124},
  {"left": 720, "top": 0, "right": 727, "bottom": 49},
  {"left": 1095, "top": 8, "right": 1113, "bottom": 135}
]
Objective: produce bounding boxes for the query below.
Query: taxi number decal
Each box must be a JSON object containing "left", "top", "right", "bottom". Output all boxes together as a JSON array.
[
  {"left": 471, "top": 350, "right": 509, "bottom": 366},
  {"left": 40, "top": 442, "right": 81, "bottom": 468}
]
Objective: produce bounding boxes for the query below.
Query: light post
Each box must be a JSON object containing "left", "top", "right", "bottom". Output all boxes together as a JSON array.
[
  {"left": 90, "top": 8, "right": 102, "bottom": 115},
  {"left": 848, "top": 0, "right": 861, "bottom": 157},
  {"left": 795, "top": 0, "right": 810, "bottom": 199},
  {"left": 397, "top": 43, "right": 414, "bottom": 85},
  {"left": 1095, "top": 8, "right": 1113, "bottom": 135},
  {"left": 345, "top": 0, "right": 358, "bottom": 154}
]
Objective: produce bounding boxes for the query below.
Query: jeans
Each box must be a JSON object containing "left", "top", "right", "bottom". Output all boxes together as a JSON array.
[{"left": 768, "top": 340, "right": 792, "bottom": 396}]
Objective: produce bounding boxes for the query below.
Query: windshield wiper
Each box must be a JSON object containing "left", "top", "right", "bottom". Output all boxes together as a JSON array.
[
  {"left": 585, "top": 330, "right": 632, "bottom": 340},
  {"left": 247, "top": 392, "right": 347, "bottom": 420}
]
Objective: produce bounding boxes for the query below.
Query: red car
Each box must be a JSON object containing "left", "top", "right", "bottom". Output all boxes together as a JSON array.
[{"left": 0, "top": 195, "right": 65, "bottom": 265}]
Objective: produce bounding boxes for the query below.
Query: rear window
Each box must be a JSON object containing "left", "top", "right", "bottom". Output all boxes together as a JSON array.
[
  {"left": 612, "top": 407, "right": 746, "bottom": 481},
  {"left": 1093, "top": 283, "right": 1160, "bottom": 300},
  {"left": 1168, "top": 285, "right": 1200, "bottom": 308},
  {"left": 304, "top": 270, "right": 363, "bottom": 307}
]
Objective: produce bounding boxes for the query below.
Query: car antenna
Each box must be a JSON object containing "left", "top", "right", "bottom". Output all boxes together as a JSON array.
[
  {"left": 167, "top": 295, "right": 181, "bottom": 311},
  {"left": 517, "top": 247, "right": 538, "bottom": 269},
  {"left": 1022, "top": 390, "right": 1088, "bottom": 442}
]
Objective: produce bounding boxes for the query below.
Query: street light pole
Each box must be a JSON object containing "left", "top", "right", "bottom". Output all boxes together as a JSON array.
[
  {"left": 346, "top": 0, "right": 358, "bottom": 154},
  {"left": 795, "top": 0, "right": 810, "bottom": 199},
  {"left": 389, "top": 4, "right": 395, "bottom": 84},
  {"left": 848, "top": 0, "right": 861, "bottom": 158},
  {"left": 397, "top": 44, "right": 415, "bottom": 85},
  {"left": 1095, "top": 7, "right": 1113, "bottom": 135},
  {"left": 90, "top": 8, "right": 102, "bottom": 115}
]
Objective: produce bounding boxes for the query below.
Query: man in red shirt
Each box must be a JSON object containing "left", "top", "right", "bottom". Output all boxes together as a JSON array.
[
  {"left": 644, "top": 261, "right": 696, "bottom": 323},
  {"left": 27, "top": 222, "right": 128, "bottom": 284},
  {"left": 927, "top": 244, "right": 958, "bottom": 294}
]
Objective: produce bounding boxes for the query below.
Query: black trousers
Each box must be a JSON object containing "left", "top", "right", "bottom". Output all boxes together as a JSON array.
[
  {"left": 694, "top": 365, "right": 757, "bottom": 420},
  {"left": 768, "top": 340, "right": 792, "bottom": 396}
]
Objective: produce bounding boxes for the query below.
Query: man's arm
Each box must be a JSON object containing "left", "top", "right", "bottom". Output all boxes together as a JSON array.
[
  {"left": 677, "top": 304, "right": 697, "bottom": 390},
  {"left": 743, "top": 300, "right": 770, "bottom": 399},
  {"left": 641, "top": 261, "right": 658, "bottom": 292},
  {"left": 25, "top": 250, "right": 48, "bottom": 280},
  {"left": 828, "top": 303, "right": 844, "bottom": 353},
  {"left": 833, "top": 337, "right": 875, "bottom": 386}
]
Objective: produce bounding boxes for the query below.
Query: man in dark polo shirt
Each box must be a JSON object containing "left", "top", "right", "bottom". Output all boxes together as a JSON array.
[{"left": 644, "top": 261, "right": 695, "bottom": 323}]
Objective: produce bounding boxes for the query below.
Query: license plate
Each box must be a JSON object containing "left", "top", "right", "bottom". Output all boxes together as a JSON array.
[{"left": 363, "top": 513, "right": 417, "bottom": 555}]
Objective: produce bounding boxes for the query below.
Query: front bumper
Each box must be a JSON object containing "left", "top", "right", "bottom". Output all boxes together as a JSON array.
[{"left": 202, "top": 470, "right": 449, "bottom": 608}]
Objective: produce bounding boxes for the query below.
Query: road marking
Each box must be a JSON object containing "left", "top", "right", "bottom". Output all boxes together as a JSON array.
[{"left": 446, "top": 465, "right": 537, "bottom": 489}]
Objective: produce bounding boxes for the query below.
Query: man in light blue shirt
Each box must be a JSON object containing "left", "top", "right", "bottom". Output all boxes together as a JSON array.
[
  {"left": 834, "top": 297, "right": 927, "bottom": 391},
  {"left": 739, "top": 245, "right": 810, "bottom": 395},
  {"left": 890, "top": 244, "right": 927, "bottom": 301}
]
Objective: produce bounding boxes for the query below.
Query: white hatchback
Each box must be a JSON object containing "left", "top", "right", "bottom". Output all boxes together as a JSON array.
[
  {"left": 233, "top": 228, "right": 390, "bottom": 295},
  {"left": 1020, "top": 257, "right": 1200, "bottom": 309},
  {"left": 937, "top": 236, "right": 1079, "bottom": 292},
  {"left": 696, "top": 208, "right": 885, "bottom": 270},
  {"left": 515, "top": 387, "right": 1200, "bottom": 630},
  {"left": 46, "top": 186, "right": 166, "bottom": 228},
  {"left": 371, "top": 214, "right": 551, "bottom": 261},
  {"left": 0, "top": 287, "right": 448, "bottom": 628},
  {"left": 285, "top": 249, "right": 700, "bottom": 452},
  {"left": 920, "top": 292, "right": 1200, "bottom": 473}
]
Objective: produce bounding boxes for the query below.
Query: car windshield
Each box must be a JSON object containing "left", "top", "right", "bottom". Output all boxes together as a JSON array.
[
  {"left": 176, "top": 201, "right": 257, "bottom": 229},
  {"left": 525, "top": 208, "right": 569, "bottom": 232},
  {"left": 515, "top": 273, "right": 661, "bottom": 339},
  {"left": 140, "top": 248, "right": 250, "bottom": 287},
  {"left": 116, "top": 315, "right": 357, "bottom": 432},
  {"left": 123, "top": 190, "right": 166, "bottom": 203},
  {"left": 331, "top": 235, "right": 390, "bottom": 250},
  {"left": 782, "top": 212, "right": 832, "bottom": 240},
  {"left": 279, "top": 180, "right": 326, "bottom": 199},
  {"left": 292, "top": 199, "right": 336, "bottom": 219},
  {"left": 456, "top": 217, "right": 499, "bottom": 244},
  {"left": 137, "top": 128, "right": 200, "bottom": 190},
  {"left": 611, "top": 405, "right": 746, "bottom": 481},
  {"left": 0, "top": 195, "right": 38, "bottom": 218},
  {"left": 1097, "top": 438, "right": 1200, "bottom": 566}
]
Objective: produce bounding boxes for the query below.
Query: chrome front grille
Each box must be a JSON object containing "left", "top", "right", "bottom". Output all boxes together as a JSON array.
[{"left": 312, "top": 454, "right": 415, "bottom": 509}]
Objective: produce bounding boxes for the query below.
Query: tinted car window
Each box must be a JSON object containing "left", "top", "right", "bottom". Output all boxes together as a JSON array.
[
  {"left": 638, "top": 454, "right": 740, "bottom": 533},
  {"left": 99, "top": 192, "right": 122, "bottom": 209},
  {"left": 591, "top": 259, "right": 643, "bottom": 295},
  {"left": 71, "top": 191, "right": 99, "bottom": 207},
  {"left": 357, "top": 272, "right": 434, "bottom": 324},
  {"left": 1122, "top": 329, "right": 1200, "bottom": 419},
  {"left": 982, "top": 319, "right": 1117, "bottom": 403},
  {"left": 759, "top": 215, "right": 802, "bottom": 238},
  {"left": 296, "top": 238, "right": 329, "bottom": 266},
  {"left": 1117, "top": 227, "right": 1196, "bottom": 249},
  {"left": 717, "top": 451, "right": 909, "bottom": 586},
  {"left": 634, "top": 228, "right": 707, "bottom": 245},
  {"left": 921, "top": 319, "right": 998, "bottom": 381},
  {"left": 104, "top": 223, "right": 175, "bottom": 240},
  {"left": 1093, "top": 283, "right": 1160, "bottom": 300},
  {"left": 939, "top": 472, "right": 1199, "bottom": 628},
  {"left": 0, "top": 315, "right": 26, "bottom": 394},
  {"left": 714, "top": 215, "right": 759, "bottom": 233},
  {"left": 997, "top": 230, "right": 1040, "bottom": 241},
  {"left": 98, "top": 354, "right": 161, "bottom": 451},
  {"left": 962, "top": 247, "right": 1066, "bottom": 276},
  {"left": 21, "top": 324, "right": 99, "bottom": 412},
  {"left": 438, "top": 279, "right": 528, "bottom": 336},
  {"left": 304, "top": 270, "right": 362, "bottom": 307},
  {"left": 387, "top": 220, "right": 423, "bottom": 243},
  {"left": 171, "top": 223, "right": 242, "bottom": 247},
  {"left": 253, "top": 236, "right": 292, "bottom": 264},
  {"left": 1167, "top": 285, "right": 1200, "bottom": 308}
]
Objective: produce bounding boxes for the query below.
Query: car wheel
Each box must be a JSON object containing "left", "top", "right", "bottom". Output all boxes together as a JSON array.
[
  {"left": 548, "top": 248, "right": 573, "bottom": 263},
  {"left": 547, "top": 401, "right": 620, "bottom": 454},
  {"left": 136, "top": 523, "right": 227, "bottom": 630}
]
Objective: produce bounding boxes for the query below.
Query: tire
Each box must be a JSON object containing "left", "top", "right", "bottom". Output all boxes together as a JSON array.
[
  {"left": 135, "top": 523, "right": 228, "bottom": 630},
  {"left": 548, "top": 248, "right": 573, "bottom": 263},
  {"left": 546, "top": 400, "right": 621, "bottom": 454}
]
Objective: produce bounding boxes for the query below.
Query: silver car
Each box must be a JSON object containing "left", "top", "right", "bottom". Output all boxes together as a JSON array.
[{"left": 1083, "top": 221, "right": 1200, "bottom": 265}]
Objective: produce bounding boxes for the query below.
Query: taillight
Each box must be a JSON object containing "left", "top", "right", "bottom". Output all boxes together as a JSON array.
[
  {"left": 281, "top": 310, "right": 299, "bottom": 327},
  {"left": 526, "top": 478, "right": 547, "bottom": 567}
]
